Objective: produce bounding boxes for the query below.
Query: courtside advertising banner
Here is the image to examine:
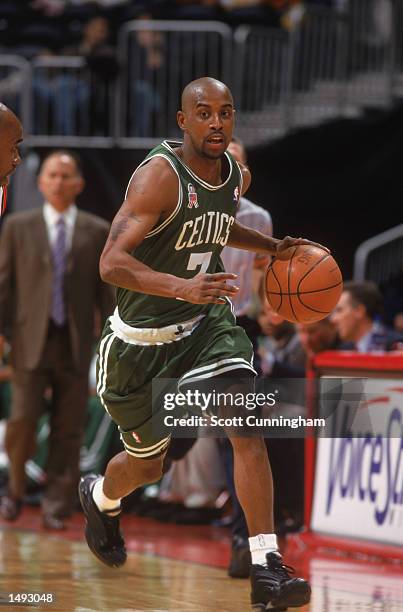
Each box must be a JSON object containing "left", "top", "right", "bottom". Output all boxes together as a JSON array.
[{"left": 311, "top": 378, "right": 403, "bottom": 545}]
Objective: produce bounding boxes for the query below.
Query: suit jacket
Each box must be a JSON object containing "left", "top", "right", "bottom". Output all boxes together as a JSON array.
[{"left": 0, "top": 207, "right": 115, "bottom": 373}]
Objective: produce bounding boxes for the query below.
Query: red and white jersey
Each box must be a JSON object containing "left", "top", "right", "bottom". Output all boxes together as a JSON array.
[{"left": 0, "top": 185, "right": 7, "bottom": 217}]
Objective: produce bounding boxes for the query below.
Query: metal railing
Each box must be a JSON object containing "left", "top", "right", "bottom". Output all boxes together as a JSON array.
[
  {"left": 0, "top": 5, "right": 401, "bottom": 148},
  {"left": 354, "top": 225, "right": 403, "bottom": 286},
  {"left": 233, "top": 26, "right": 289, "bottom": 142},
  {"left": 232, "top": 8, "right": 351, "bottom": 143},
  {"left": 344, "top": 0, "right": 395, "bottom": 108},
  {"left": 0, "top": 55, "right": 31, "bottom": 134},
  {"left": 286, "top": 7, "right": 349, "bottom": 128},
  {"left": 29, "top": 56, "right": 116, "bottom": 148},
  {"left": 115, "top": 20, "right": 232, "bottom": 148}
]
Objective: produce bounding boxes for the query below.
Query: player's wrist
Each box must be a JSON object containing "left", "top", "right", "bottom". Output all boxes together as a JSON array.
[
  {"left": 172, "top": 276, "right": 187, "bottom": 301},
  {"left": 270, "top": 238, "right": 281, "bottom": 255},
  {"left": 260, "top": 237, "right": 279, "bottom": 256}
]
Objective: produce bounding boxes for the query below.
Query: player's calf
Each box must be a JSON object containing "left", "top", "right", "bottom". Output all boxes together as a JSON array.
[{"left": 103, "top": 451, "right": 165, "bottom": 500}]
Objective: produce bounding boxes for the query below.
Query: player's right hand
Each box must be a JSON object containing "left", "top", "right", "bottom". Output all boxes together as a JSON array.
[{"left": 177, "top": 272, "right": 239, "bottom": 304}]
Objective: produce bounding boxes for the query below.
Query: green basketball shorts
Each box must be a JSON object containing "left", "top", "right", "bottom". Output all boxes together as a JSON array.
[{"left": 96, "top": 301, "right": 256, "bottom": 459}]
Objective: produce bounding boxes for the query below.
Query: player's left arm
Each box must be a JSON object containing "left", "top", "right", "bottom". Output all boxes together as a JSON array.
[{"left": 227, "top": 221, "right": 329, "bottom": 256}]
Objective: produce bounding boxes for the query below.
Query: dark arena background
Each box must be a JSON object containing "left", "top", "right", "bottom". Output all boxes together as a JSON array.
[
  {"left": 17, "top": 104, "right": 403, "bottom": 280},
  {"left": 1, "top": 1, "right": 403, "bottom": 611}
]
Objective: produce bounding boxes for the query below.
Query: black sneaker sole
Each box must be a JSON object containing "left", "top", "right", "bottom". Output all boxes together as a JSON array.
[
  {"left": 83, "top": 523, "right": 126, "bottom": 569},
  {"left": 78, "top": 476, "right": 127, "bottom": 569},
  {"left": 252, "top": 580, "right": 311, "bottom": 610}
]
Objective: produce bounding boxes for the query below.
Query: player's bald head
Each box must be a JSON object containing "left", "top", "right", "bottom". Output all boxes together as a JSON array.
[
  {"left": 181, "top": 78, "right": 233, "bottom": 112},
  {"left": 0, "top": 103, "right": 22, "bottom": 134},
  {"left": 40, "top": 150, "right": 83, "bottom": 177},
  {"left": 0, "top": 103, "right": 23, "bottom": 189}
]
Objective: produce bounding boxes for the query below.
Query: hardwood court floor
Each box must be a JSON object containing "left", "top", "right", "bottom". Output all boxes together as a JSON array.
[
  {"left": 1, "top": 508, "right": 402, "bottom": 611},
  {"left": 0, "top": 530, "right": 250, "bottom": 611}
]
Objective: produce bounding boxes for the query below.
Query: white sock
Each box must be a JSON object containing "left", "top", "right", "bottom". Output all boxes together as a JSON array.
[
  {"left": 249, "top": 534, "right": 278, "bottom": 565},
  {"left": 92, "top": 477, "right": 121, "bottom": 516}
]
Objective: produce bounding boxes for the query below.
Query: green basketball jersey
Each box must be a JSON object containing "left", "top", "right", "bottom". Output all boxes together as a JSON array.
[{"left": 117, "top": 140, "right": 243, "bottom": 327}]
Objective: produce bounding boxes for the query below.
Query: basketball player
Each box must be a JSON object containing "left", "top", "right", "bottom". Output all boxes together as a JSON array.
[
  {"left": 0, "top": 104, "right": 23, "bottom": 216},
  {"left": 79, "top": 78, "right": 324, "bottom": 610},
  {"left": 0, "top": 104, "right": 22, "bottom": 363}
]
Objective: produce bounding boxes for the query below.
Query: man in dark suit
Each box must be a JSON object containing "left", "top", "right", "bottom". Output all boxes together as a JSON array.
[{"left": 0, "top": 150, "right": 115, "bottom": 529}]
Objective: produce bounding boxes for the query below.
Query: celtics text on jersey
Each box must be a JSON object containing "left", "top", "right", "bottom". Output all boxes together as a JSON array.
[{"left": 117, "top": 140, "right": 242, "bottom": 328}]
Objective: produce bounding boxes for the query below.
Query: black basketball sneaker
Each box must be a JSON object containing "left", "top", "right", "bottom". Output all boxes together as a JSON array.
[
  {"left": 79, "top": 473, "right": 127, "bottom": 568},
  {"left": 250, "top": 551, "right": 311, "bottom": 610}
]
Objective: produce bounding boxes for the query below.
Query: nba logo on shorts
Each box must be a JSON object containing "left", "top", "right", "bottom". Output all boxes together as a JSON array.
[
  {"left": 132, "top": 431, "right": 141, "bottom": 444},
  {"left": 187, "top": 183, "right": 198, "bottom": 208},
  {"left": 233, "top": 186, "right": 240, "bottom": 203}
]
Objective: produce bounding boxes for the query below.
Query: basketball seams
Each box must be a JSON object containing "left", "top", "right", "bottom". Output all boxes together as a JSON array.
[
  {"left": 288, "top": 246, "right": 299, "bottom": 323},
  {"left": 296, "top": 281, "right": 343, "bottom": 315},
  {"left": 295, "top": 296, "right": 332, "bottom": 314},
  {"left": 296, "top": 253, "right": 331, "bottom": 295},
  {"left": 295, "top": 252, "right": 340, "bottom": 317},
  {"left": 266, "top": 262, "right": 283, "bottom": 312},
  {"left": 265, "top": 245, "right": 342, "bottom": 323},
  {"left": 267, "top": 280, "right": 343, "bottom": 296}
]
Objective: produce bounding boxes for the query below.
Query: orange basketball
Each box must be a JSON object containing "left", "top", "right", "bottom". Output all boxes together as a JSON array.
[{"left": 265, "top": 245, "right": 343, "bottom": 324}]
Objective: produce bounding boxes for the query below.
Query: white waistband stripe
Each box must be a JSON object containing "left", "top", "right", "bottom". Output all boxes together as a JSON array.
[{"left": 109, "top": 308, "right": 205, "bottom": 346}]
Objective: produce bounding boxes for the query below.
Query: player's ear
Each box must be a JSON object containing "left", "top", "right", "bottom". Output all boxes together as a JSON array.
[{"left": 177, "top": 110, "right": 186, "bottom": 131}]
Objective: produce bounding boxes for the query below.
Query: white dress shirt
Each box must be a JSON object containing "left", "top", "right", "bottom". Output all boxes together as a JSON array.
[
  {"left": 356, "top": 324, "right": 378, "bottom": 353},
  {"left": 43, "top": 202, "right": 77, "bottom": 252},
  {"left": 221, "top": 197, "right": 272, "bottom": 316}
]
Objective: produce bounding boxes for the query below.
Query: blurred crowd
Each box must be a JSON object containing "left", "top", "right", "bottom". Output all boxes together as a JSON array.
[
  {"left": 0, "top": 1, "right": 342, "bottom": 71},
  {"left": 0, "top": 1, "right": 340, "bottom": 57},
  {"left": 0, "top": 0, "right": 392, "bottom": 137}
]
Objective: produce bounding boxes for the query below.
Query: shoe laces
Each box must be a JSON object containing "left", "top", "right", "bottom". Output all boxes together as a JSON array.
[{"left": 266, "top": 553, "right": 295, "bottom": 581}]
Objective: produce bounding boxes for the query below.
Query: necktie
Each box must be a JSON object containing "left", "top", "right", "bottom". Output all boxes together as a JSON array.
[{"left": 51, "top": 217, "right": 66, "bottom": 326}]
